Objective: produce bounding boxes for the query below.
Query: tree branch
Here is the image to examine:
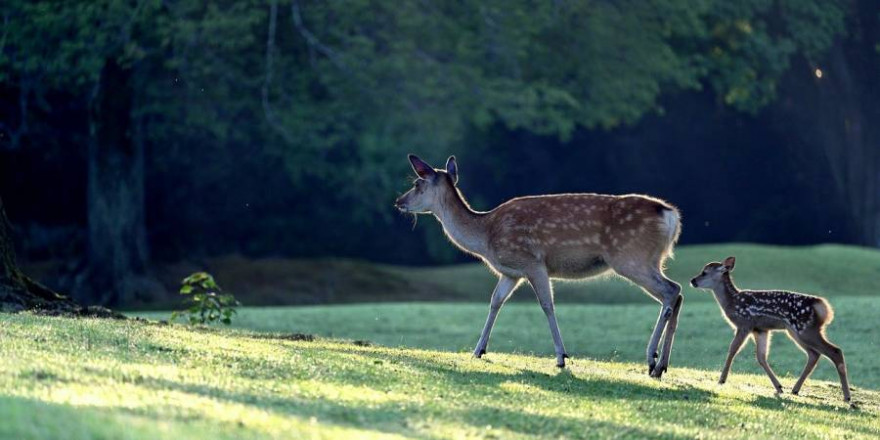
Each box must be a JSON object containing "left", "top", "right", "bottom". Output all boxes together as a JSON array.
[
  {"left": 262, "top": 0, "right": 296, "bottom": 145},
  {"left": 291, "top": 0, "right": 350, "bottom": 73}
]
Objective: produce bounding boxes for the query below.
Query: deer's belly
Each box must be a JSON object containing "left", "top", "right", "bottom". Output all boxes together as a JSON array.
[{"left": 546, "top": 254, "right": 609, "bottom": 279}]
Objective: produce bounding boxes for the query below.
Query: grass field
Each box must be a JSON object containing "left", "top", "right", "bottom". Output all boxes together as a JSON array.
[
  {"left": 2, "top": 244, "right": 880, "bottom": 439},
  {"left": 389, "top": 243, "right": 880, "bottom": 304}
]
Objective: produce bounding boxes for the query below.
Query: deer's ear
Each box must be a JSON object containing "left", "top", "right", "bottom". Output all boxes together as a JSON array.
[
  {"left": 408, "top": 154, "right": 435, "bottom": 179},
  {"left": 722, "top": 256, "right": 736, "bottom": 271},
  {"left": 445, "top": 156, "right": 458, "bottom": 184}
]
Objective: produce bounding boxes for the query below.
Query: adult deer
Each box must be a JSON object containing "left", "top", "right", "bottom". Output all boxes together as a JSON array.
[{"left": 395, "top": 155, "right": 682, "bottom": 377}]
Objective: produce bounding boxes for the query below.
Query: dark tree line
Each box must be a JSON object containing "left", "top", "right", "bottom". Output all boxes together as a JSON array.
[{"left": 1, "top": 0, "right": 877, "bottom": 307}]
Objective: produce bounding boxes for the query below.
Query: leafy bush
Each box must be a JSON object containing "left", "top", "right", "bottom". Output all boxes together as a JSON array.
[{"left": 171, "top": 272, "right": 240, "bottom": 325}]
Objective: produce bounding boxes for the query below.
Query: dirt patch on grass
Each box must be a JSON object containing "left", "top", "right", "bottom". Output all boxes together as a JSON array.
[{"left": 248, "top": 332, "right": 316, "bottom": 342}]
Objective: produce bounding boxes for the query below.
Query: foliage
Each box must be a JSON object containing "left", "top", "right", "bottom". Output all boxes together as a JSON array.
[
  {"left": 1, "top": 0, "right": 868, "bottom": 263},
  {"left": 1, "top": 304, "right": 878, "bottom": 439},
  {"left": 171, "top": 272, "right": 239, "bottom": 325}
]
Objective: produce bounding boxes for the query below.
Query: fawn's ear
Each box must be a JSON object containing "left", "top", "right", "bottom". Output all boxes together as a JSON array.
[
  {"left": 408, "top": 154, "right": 435, "bottom": 179},
  {"left": 445, "top": 156, "right": 458, "bottom": 185},
  {"left": 722, "top": 256, "right": 736, "bottom": 271}
]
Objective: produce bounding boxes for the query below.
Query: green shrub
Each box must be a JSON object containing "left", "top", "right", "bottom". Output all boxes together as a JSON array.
[{"left": 171, "top": 272, "right": 240, "bottom": 325}]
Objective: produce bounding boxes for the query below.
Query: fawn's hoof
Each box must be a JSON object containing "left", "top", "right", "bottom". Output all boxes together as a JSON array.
[
  {"left": 473, "top": 348, "right": 486, "bottom": 358},
  {"left": 774, "top": 387, "right": 784, "bottom": 395}
]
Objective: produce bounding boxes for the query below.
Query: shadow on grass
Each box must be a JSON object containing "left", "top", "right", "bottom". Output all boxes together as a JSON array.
[{"left": 133, "top": 374, "right": 695, "bottom": 440}]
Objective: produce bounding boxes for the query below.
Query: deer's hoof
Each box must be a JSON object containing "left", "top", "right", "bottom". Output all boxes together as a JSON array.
[
  {"left": 650, "top": 365, "right": 666, "bottom": 379},
  {"left": 473, "top": 349, "right": 486, "bottom": 358},
  {"left": 556, "top": 354, "right": 570, "bottom": 368}
]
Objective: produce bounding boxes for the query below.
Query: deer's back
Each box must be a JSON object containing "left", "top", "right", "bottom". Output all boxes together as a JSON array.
[{"left": 483, "top": 193, "right": 675, "bottom": 278}]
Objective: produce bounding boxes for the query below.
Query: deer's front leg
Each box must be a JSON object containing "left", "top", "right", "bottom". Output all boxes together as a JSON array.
[
  {"left": 719, "top": 328, "right": 750, "bottom": 384},
  {"left": 527, "top": 268, "right": 569, "bottom": 368},
  {"left": 473, "top": 275, "right": 520, "bottom": 358},
  {"left": 754, "top": 331, "right": 784, "bottom": 393}
]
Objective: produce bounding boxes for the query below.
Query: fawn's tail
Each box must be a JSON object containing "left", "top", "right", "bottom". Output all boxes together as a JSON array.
[{"left": 814, "top": 298, "right": 835, "bottom": 326}]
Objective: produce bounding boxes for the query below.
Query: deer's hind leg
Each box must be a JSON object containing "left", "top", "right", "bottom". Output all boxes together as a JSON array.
[
  {"left": 799, "top": 328, "right": 851, "bottom": 402},
  {"left": 611, "top": 262, "right": 681, "bottom": 378},
  {"left": 786, "top": 329, "right": 820, "bottom": 396}
]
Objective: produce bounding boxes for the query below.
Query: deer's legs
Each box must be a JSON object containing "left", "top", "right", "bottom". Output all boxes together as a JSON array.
[
  {"left": 786, "top": 329, "right": 820, "bottom": 396},
  {"left": 793, "top": 349, "right": 820, "bottom": 396},
  {"left": 654, "top": 294, "right": 683, "bottom": 376},
  {"left": 801, "top": 330, "right": 851, "bottom": 402},
  {"left": 615, "top": 267, "right": 681, "bottom": 378},
  {"left": 473, "top": 275, "right": 520, "bottom": 358},
  {"left": 754, "top": 330, "right": 784, "bottom": 393},
  {"left": 719, "top": 328, "right": 749, "bottom": 384},
  {"left": 527, "top": 268, "right": 569, "bottom": 368}
]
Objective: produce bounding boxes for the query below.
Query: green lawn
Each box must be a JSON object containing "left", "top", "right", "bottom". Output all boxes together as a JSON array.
[
  {"left": 1, "top": 310, "right": 879, "bottom": 440},
  {"left": 388, "top": 243, "right": 880, "bottom": 304},
  {"left": 2, "top": 244, "right": 880, "bottom": 439}
]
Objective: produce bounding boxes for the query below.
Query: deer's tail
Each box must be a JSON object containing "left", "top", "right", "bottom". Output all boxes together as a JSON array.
[
  {"left": 659, "top": 207, "right": 682, "bottom": 259},
  {"left": 814, "top": 298, "right": 835, "bottom": 327}
]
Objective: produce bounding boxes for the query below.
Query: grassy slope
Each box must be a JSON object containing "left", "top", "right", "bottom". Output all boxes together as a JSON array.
[
  {"left": 4, "top": 244, "right": 880, "bottom": 439},
  {"left": 225, "top": 299, "right": 880, "bottom": 391},
  {"left": 389, "top": 244, "right": 880, "bottom": 303},
  {"left": 1, "top": 312, "right": 878, "bottom": 440}
]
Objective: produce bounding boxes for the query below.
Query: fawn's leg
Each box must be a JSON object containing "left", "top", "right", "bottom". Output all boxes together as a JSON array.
[
  {"left": 719, "top": 328, "right": 749, "bottom": 384},
  {"left": 754, "top": 330, "right": 783, "bottom": 393},
  {"left": 613, "top": 266, "right": 681, "bottom": 378},
  {"left": 802, "top": 330, "right": 851, "bottom": 402},
  {"left": 473, "top": 275, "right": 520, "bottom": 358},
  {"left": 786, "top": 329, "right": 820, "bottom": 396},
  {"left": 527, "top": 267, "right": 569, "bottom": 368}
]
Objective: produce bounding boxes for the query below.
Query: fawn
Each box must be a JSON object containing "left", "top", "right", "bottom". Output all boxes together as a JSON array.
[
  {"left": 690, "top": 257, "right": 850, "bottom": 401},
  {"left": 395, "top": 155, "right": 683, "bottom": 377}
]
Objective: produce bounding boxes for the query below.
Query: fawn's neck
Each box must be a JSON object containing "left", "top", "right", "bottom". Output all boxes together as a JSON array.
[
  {"left": 711, "top": 273, "right": 740, "bottom": 309},
  {"left": 432, "top": 187, "right": 488, "bottom": 256}
]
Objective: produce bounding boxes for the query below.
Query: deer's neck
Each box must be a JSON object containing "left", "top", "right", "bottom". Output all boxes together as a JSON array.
[
  {"left": 432, "top": 187, "right": 488, "bottom": 257},
  {"left": 711, "top": 274, "right": 740, "bottom": 309}
]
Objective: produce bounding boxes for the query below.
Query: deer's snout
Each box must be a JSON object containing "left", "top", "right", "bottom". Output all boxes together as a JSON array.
[
  {"left": 394, "top": 196, "right": 408, "bottom": 211},
  {"left": 689, "top": 278, "right": 698, "bottom": 288}
]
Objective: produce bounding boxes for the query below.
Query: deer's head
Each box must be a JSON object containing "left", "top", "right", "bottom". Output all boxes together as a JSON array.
[
  {"left": 690, "top": 256, "right": 736, "bottom": 289},
  {"left": 395, "top": 154, "right": 459, "bottom": 214}
]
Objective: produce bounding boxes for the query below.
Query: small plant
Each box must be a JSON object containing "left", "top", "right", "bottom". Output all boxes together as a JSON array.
[{"left": 171, "top": 272, "right": 240, "bottom": 325}]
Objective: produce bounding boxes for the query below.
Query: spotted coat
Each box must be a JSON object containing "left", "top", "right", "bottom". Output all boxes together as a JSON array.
[{"left": 727, "top": 289, "right": 821, "bottom": 332}]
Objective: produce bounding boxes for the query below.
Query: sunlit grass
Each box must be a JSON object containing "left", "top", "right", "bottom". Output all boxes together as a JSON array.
[{"left": 1, "top": 310, "right": 878, "bottom": 439}]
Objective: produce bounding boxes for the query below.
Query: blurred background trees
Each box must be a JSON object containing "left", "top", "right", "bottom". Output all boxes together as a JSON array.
[{"left": 1, "top": 0, "right": 877, "bottom": 305}]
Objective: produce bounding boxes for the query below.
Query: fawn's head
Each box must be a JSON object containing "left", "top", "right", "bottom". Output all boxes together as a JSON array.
[
  {"left": 690, "top": 256, "right": 736, "bottom": 289},
  {"left": 395, "top": 154, "right": 459, "bottom": 214}
]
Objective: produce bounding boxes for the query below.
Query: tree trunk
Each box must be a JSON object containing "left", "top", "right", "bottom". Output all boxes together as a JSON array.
[
  {"left": 0, "top": 196, "right": 115, "bottom": 315},
  {"left": 771, "top": 2, "right": 880, "bottom": 247},
  {"left": 75, "top": 58, "right": 151, "bottom": 306}
]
